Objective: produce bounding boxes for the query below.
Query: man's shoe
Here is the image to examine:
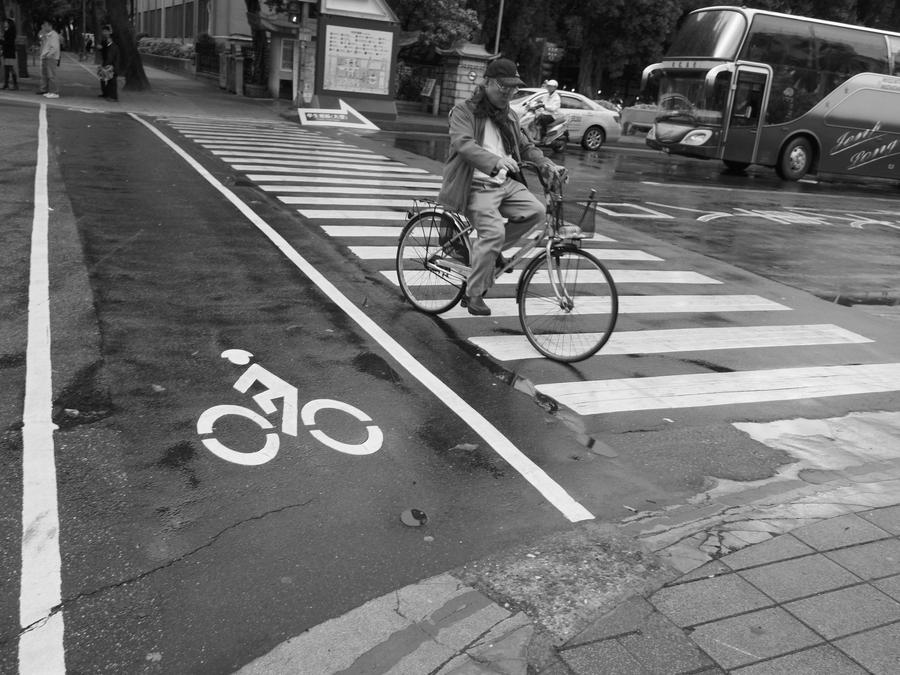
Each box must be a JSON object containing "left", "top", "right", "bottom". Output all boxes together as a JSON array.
[
  {"left": 465, "top": 296, "right": 491, "bottom": 316},
  {"left": 35, "top": 90, "right": 46, "bottom": 95},
  {"left": 43, "top": 92, "right": 59, "bottom": 98},
  {"left": 495, "top": 254, "right": 513, "bottom": 273}
]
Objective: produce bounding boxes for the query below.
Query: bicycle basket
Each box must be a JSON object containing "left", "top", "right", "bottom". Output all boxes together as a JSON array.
[{"left": 554, "top": 196, "right": 598, "bottom": 237}]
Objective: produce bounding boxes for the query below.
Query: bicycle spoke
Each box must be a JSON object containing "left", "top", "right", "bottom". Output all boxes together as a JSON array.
[
  {"left": 396, "top": 211, "right": 467, "bottom": 314},
  {"left": 518, "top": 248, "right": 618, "bottom": 362}
]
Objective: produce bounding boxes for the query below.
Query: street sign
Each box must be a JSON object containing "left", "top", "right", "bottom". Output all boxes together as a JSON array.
[{"left": 297, "top": 99, "right": 380, "bottom": 130}]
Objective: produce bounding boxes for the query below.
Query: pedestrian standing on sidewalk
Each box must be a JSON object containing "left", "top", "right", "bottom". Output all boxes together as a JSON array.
[
  {"left": 2, "top": 17, "right": 17, "bottom": 90},
  {"left": 98, "top": 24, "right": 118, "bottom": 101},
  {"left": 37, "top": 20, "right": 60, "bottom": 98}
]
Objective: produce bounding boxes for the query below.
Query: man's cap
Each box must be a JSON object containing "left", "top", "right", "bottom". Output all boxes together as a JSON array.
[
  {"left": 546, "top": 79, "right": 558, "bottom": 88},
  {"left": 485, "top": 58, "right": 524, "bottom": 87}
]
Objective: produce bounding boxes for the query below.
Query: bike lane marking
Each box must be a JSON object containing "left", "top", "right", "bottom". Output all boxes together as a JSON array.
[
  {"left": 19, "top": 104, "right": 67, "bottom": 673},
  {"left": 133, "top": 114, "right": 593, "bottom": 524}
]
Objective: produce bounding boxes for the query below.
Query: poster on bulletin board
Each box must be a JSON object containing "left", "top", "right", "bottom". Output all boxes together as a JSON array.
[{"left": 322, "top": 24, "right": 393, "bottom": 96}]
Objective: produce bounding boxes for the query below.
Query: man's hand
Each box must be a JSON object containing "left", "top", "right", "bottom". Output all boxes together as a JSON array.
[
  {"left": 495, "top": 157, "right": 520, "bottom": 175},
  {"left": 540, "top": 162, "right": 567, "bottom": 189}
]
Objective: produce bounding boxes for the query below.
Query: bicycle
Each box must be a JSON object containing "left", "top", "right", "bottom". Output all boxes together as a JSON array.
[{"left": 396, "top": 163, "right": 618, "bottom": 362}]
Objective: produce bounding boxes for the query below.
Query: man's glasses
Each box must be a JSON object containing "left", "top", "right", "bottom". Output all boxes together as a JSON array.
[{"left": 491, "top": 80, "right": 517, "bottom": 94}]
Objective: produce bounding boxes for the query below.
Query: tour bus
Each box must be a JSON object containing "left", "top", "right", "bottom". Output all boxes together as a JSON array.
[{"left": 643, "top": 6, "right": 900, "bottom": 181}]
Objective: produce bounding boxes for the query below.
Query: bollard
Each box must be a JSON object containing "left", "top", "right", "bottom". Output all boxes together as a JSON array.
[
  {"left": 15, "top": 35, "right": 28, "bottom": 78},
  {"left": 234, "top": 55, "right": 243, "bottom": 96}
]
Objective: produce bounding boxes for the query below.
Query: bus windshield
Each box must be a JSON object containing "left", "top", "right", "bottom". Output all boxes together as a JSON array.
[
  {"left": 656, "top": 70, "right": 730, "bottom": 126},
  {"left": 666, "top": 10, "right": 748, "bottom": 59}
]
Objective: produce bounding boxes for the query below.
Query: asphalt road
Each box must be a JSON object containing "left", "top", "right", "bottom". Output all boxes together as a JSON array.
[{"left": 2, "top": 101, "right": 899, "bottom": 673}]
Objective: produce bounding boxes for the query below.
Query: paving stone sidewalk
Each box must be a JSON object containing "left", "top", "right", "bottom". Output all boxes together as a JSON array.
[{"left": 556, "top": 506, "right": 900, "bottom": 674}]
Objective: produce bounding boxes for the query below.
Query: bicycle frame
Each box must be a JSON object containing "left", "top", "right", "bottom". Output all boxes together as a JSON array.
[{"left": 411, "top": 165, "right": 598, "bottom": 308}]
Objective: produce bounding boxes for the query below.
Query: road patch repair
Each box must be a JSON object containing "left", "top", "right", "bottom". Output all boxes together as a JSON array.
[{"left": 233, "top": 410, "right": 900, "bottom": 673}]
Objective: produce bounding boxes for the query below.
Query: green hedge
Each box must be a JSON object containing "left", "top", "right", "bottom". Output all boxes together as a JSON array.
[{"left": 138, "top": 37, "right": 195, "bottom": 60}]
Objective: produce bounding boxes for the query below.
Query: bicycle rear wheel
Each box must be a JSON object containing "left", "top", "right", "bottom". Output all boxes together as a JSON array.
[
  {"left": 396, "top": 210, "right": 468, "bottom": 314},
  {"left": 518, "top": 247, "right": 618, "bottom": 362}
]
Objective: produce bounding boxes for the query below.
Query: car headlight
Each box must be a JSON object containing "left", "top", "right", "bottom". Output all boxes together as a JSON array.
[
  {"left": 647, "top": 127, "right": 656, "bottom": 140},
  {"left": 681, "top": 129, "right": 713, "bottom": 146}
]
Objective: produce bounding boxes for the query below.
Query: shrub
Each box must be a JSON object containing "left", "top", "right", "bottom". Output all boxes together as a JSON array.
[{"left": 137, "top": 37, "right": 195, "bottom": 59}]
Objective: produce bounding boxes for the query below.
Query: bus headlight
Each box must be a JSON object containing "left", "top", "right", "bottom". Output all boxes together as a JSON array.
[{"left": 681, "top": 129, "right": 713, "bottom": 146}]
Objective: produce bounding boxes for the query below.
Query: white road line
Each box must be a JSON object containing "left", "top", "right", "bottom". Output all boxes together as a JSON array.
[
  {"left": 325, "top": 225, "right": 617, "bottom": 241},
  {"left": 282, "top": 197, "right": 417, "bottom": 207},
  {"left": 435, "top": 295, "right": 790, "bottom": 320},
  {"left": 211, "top": 149, "right": 391, "bottom": 162},
  {"left": 231, "top": 163, "right": 430, "bottom": 174},
  {"left": 248, "top": 175, "right": 442, "bottom": 186},
  {"left": 537, "top": 363, "right": 900, "bottom": 415},
  {"left": 387, "top": 269, "right": 722, "bottom": 286},
  {"left": 321, "top": 226, "right": 404, "bottom": 237},
  {"left": 140, "top": 114, "right": 593, "bottom": 523},
  {"left": 220, "top": 156, "right": 395, "bottom": 168},
  {"left": 19, "top": 104, "right": 66, "bottom": 674},
  {"left": 354, "top": 245, "right": 661, "bottom": 262},
  {"left": 263, "top": 186, "right": 438, "bottom": 197},
  {"left": 305, "top": 211, "right": 409, "bottom": 221},
  {"left": 470, "top": 324, "right": 871, "bottom": 361}
]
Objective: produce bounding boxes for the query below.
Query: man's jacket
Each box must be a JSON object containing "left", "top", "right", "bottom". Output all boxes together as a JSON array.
[
  {"left": 40, "top": 30, "right": 60, "bottom": 60},
  {"left": 438, "top": 100, "right": 548, "bottom": 212}
]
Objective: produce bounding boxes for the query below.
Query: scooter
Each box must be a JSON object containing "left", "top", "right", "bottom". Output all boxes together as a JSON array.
[{"left": 519, "top": 100, "right": 569, "bottom": 152}]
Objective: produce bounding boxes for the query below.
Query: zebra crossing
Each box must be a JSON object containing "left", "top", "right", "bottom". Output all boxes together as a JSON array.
[{"left": 163, "top": 118, "right": 900, "bottom": 418}]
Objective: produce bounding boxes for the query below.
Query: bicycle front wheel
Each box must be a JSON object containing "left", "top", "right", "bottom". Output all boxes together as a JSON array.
[
  {"left": 396, "top": 211, "right": 468, "bottom": 314},
  {"left": 518, "top": 247, "right": 618, "bottom": 362}
]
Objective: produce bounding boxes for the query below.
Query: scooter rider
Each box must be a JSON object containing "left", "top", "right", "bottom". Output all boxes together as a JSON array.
[{"left": 537, "top": 79, "right": 561, "bottom": 142}]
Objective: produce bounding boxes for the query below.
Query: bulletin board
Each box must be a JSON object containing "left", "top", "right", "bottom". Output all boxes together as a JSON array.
[{"left": 316, "top": 15, "right": 398, "bottom": 100}]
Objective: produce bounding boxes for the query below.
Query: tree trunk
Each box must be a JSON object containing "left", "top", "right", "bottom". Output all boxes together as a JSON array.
[
  {"left": 106, "top": 0, "right": 151, "bottom": 91},
  {"left": 244, "top": 0, "right": 267, "bottom": 85}
]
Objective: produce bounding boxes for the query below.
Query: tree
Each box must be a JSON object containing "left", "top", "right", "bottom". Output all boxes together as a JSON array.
[
  {"left": 103, "top": 0, "right": 150, "bottom": 90},
  {"left": 563, "top": 0, "right": 682, "bottom": 96},
  {"left": 389, "top": 0, "right": 480, "bottom": 50}
]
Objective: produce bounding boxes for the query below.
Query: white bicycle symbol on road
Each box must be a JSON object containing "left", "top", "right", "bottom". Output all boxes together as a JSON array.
[{"left": 196, "top": 349, "right": 383, "bottom": 465}]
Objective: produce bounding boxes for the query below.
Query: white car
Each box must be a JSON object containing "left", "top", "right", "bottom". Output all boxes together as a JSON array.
[{"left": 510, "top": 88, "right": 622, "bottom": 150}]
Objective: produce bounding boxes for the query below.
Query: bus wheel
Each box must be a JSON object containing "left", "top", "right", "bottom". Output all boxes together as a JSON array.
[
  {"left": 723, "top": 160, "right": 749, "bottom": 172},
  {"left": 777, "top": 137, "right": 813, "bottom": 180}
]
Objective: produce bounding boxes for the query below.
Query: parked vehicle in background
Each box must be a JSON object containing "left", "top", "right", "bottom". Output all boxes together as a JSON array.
[
  {"left": 511, "top": 88, "right": 622, "bottom": 151},
  {"left": 621, "top": 104, "right": 659, "bottom": 135},
  {"left": 643, "top": 6, "right": 900, "bottom": 181}
]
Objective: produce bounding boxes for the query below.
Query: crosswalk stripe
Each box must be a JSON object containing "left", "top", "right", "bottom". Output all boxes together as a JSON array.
[
  {"left": 210, "top": 148, "right": 390, "bottom": 161},
  {"left": 386, "top": 269, "right": 722, "bottom": 286},
  {"left": 261, "top": 187, "right": 437, "bottom": 196},
  {"left": 433, "top": 295, "right": 789, "bottom": 320},
  {"left": 536, "top": 363, "right": 900, "bottom": 414},
  {"left": 304, "top": 210, "right": 409, "bottom": 220},
  {"left": 352, "top": 245, "right": 660, "bottom": 261},
  {"left": 323, "top": 225, "right": 406, "bottom": 237},
  {"left": 283, "top": 196, "right": 418, "bottom": 207},
  {"left": 247, "top": 174, "right": 442, "bottom": 185},
  {"left": 231, "top": 162, "right": 430, "bottom": 174},
  {"left": 470, "top": 324, "right": 871, "bottom": 361},
  {"left": 221, "top": 156, "right": 394, "bottom": 168}
]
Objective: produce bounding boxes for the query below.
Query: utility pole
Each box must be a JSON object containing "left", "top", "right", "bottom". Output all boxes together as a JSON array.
[{"left": 493, "top": 0, "right": 505, "bottom": 53}]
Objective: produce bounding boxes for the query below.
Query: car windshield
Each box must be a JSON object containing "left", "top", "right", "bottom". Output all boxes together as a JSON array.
[{"left": 510, "top": 89, "right": 537, "bottom": 102}]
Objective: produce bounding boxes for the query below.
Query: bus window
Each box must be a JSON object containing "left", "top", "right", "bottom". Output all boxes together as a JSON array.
[
  {"left": 890, "top": 36, "right": 900, "bottom": 74},
  {"left": 825, "top": 89, "right": 900, "bottom": 133},
  {"left": 732, "top": 73, "right": 765, "bottom": 126},
  {"left": 667, "top": 9, "right": 747, "bottom": 59}
]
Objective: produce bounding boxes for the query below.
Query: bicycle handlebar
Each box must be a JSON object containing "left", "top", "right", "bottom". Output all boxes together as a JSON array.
[{"left": 519, "top": 161, "right": 568, "bottom": 194}]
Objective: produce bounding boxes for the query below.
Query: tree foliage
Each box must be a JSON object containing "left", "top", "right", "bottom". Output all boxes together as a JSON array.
[{"left": 390, "top": 0, "right": 479, "bottom": 49}]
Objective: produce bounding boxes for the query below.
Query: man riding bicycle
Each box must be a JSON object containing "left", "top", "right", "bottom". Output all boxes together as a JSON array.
[{"left": 438, "top": 59, "right": 567, "bottom": 316}]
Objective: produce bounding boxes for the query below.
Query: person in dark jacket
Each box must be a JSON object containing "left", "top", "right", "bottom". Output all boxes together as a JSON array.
[
  {"left": 437, "top": 58, "right": 565, "bottom": 316},
  {"left": 1, "top": 17, "right": 17, "bottom": 90},
  {"left": 98, "top": 24, "right": 119, "bottom": 101}
]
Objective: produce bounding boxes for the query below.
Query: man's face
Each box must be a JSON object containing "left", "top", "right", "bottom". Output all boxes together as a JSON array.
[
  {"left": 485, "top": 79, "right": 516, "bottom": 107},
  {"left": 42, "top": 22, "right": 50, "bottom": 31}
]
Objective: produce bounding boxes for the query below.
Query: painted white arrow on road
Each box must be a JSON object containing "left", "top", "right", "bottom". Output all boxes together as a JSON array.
[{"left": 297, "top": 99, "right": 380, "bottom": 130}]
